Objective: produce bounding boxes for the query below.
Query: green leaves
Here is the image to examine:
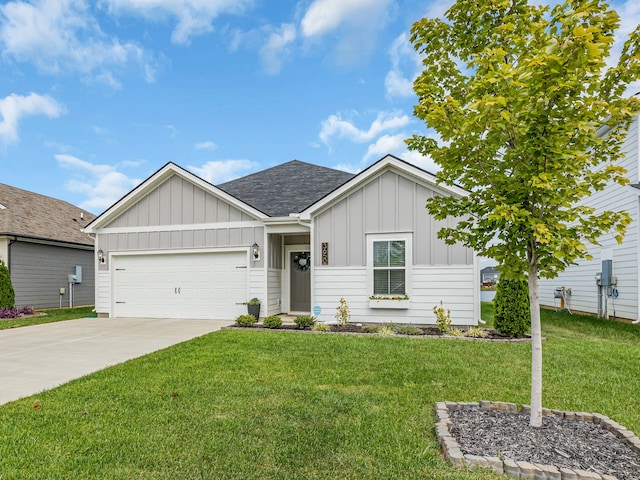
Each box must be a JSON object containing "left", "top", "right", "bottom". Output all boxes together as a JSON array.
[{"left": 410, "top": 0, "right": 640, "bottom": 281}]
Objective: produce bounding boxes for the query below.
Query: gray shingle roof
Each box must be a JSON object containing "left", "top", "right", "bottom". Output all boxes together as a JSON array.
[
  {"left": 0, "top": 183, "right": 95, "bottom": 246},
  {"left": 218, "top": 160, "right": 355, "bottom": 217}
]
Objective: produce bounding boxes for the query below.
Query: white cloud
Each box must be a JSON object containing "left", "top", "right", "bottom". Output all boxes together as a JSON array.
[
  {"left": 0, "top": 92, "right": 64, "bottom": 144},
  {"left": 611, "top": 0, "right": 640, "bottom": 94},
  {"left": 0, "top": 0, "right": 154, "bottom": 86},
  {"left": 300, "top": 0, "right": 391, "bottom": 38},
  {"left": 188, "top": 159, "right": 258, "bottom": 184},
  {"left": 331, "top": 162, "right": 361, "bottom": 174},
  {"left": 319, "top": 111, "right": 411, "bottom": 146},
  {"left": 55, "top": 154, "right": 140, "bottom": 212},
  {"left": 259, "top": 23, "right": 296, "bottom": 75},
  {"left": 398, "top": 149, "right": 439, "bottom": 174},
  {"left": 300, "top": 0, "right": 393, "bottom": 66},
  {"left": 384, "top": 33, "right": 421, "bottom": 98},
  {"left": 363, "top": 133, "right": 406, "bottom": 162},
  {"left": 101, "top": 0, "right": 253, "bottom": 45},
  {"left": 194, "top": 140, "right": 217, "bottom": 151}
]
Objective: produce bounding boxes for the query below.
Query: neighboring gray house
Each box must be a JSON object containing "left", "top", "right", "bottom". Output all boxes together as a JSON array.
[
  {"left": 84, "top": 155, "right": 479, "bottom": 325},
  {"left": 0, "top": 184, "right": 96, "bottom": 309}
]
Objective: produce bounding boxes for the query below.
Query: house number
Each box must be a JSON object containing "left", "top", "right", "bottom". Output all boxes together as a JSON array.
[{"left": 174, "top": 287, "right": 181, "bottom": 294}]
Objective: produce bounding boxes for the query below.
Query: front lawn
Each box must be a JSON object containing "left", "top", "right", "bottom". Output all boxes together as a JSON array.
[{"left": 0, "top": 306, "right": 638, "bottom": 479}]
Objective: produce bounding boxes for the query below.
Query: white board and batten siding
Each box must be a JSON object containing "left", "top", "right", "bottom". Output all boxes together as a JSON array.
[
  {"left": 538, "top": 116, "right": 640, "bottom": 321},
  {"left": 94, "top": 173, "right": 266, "bottom": 319},
  {"left": 313, "top": 266, "right": 477, "bottom": 325},
  {"left": 311, "top": 168, "right": 479, "bottom": 325}
]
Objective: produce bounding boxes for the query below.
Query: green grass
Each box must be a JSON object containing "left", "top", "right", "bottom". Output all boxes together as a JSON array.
[
  {"left": 0, "top": 306, "right": 96, "bottom": 330},
  {"left": 0, "top": 304, "right": 638, "bottom": 479}
]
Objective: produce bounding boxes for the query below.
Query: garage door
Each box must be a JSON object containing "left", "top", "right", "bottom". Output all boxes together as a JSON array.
[{"left": 112, "top": 251, "right": 247, "bottom": 319}]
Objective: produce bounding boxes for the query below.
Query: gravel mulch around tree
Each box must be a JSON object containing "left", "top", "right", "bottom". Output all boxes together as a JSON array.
[{"left": 449, "top": 406, "right": 640, "bottom": 479}]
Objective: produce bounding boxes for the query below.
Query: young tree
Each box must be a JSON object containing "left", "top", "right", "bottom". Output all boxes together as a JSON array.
[{"left": 408, "top": 0, "right": 639, "bottom": 427}]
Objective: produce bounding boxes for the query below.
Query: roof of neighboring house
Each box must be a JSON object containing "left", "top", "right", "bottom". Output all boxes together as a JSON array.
[
  {"left": 0, "top": 183, "right": 96, "bottom": 246},
  {"left": 218, "top": 160, "right": 355, "bottom": 217},
  {"left": 480, "top": 266, "right": 499, "bottom": 275}
]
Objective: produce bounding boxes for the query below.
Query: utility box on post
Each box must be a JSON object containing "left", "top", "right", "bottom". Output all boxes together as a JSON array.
[{"left": 601, "top": 260, "right": 612, "bottom": 287}]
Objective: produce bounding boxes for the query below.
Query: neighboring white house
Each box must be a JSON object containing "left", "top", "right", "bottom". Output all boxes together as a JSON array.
[
  {"left": 83, "top": 155, "right": 479, "bottom": 325},
  {"left": 538, "top": 115, "right": 640, "bottom": 322}
]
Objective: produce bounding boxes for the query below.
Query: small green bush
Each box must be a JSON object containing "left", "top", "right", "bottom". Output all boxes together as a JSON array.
[
  {"left": 465, "top": 326, "right": 488, "bottom": 338},
  {"left": 361, "top": 325, "right": 380, "bottom": 334},
  {"left": 448, "top": 328, "right": 464, "bottom": 337},
  {"left": 394, "top": 325, "right": 423, "bottom": 335},
  {"left": 262, "top": 315, "right": 282, "bottom": 329},
  {"left": 312, "top": 322, "right": 331, "bottom": 332},
  {"left": 247, "top": 298, "right": 261, "bottom": 305},
  {"left": 0, "top": 261, "right": 15, "bottom": 309},
  {"left": 293, "top": 315, "right": 315, "bottom": 329},
  {"left": 494, "top": 278, "right": 530, "bottom": 338},
  {"left": 235, "top": 314, "right": 257, "bottom": 327},
  {"left": 433, "top": 301, "right": 452, "bottom": 333},
  {"left": 377, "top": 324, "right": 395, "bottom": 335},
  {"left": 334, "top": 297, "right": 351, "bottom": 326}
]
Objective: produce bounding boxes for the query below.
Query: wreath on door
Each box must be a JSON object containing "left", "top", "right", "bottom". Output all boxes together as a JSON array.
[{"left": 293, "top": 252, "right": 311, "bottom": 271}]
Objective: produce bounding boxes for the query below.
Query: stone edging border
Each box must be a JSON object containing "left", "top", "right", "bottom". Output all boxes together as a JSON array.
[{"left": 434, "top": 401, "right": 640, "bottom": 480}]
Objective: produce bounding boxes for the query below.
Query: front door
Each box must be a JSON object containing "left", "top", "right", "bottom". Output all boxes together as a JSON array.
[{"left": 290, "top": 251, "right": 311, "bottom": 312}]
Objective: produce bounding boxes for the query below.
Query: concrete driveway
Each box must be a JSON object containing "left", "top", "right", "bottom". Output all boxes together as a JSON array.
[{"left": 0, "top": 317, "right": 230, "bottom": 406}]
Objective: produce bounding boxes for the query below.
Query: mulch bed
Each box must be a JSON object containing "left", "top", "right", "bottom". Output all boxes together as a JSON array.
[
  {"left": 449, "top": 405, "right": 640, "bottom": 479},
  {"left": 231, "top": 323, "right": 529, "bottom": 341}
]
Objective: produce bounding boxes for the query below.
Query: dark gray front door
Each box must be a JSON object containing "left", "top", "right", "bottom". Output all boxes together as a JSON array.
[{"left": 290, "top": 252, "right": 310, "bottom": 312}]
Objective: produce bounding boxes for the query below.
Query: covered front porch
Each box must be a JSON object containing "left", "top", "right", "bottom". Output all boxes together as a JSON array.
[{"left": 263, "top": 228, "right": 311, "bottom": 317}]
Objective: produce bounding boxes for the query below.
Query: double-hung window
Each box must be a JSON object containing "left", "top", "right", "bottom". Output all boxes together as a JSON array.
[
  {"left": 373, "top": 240, "right": 406, "bottom": 295},
  {"left": 367, "top": 233, "right": 412, "bottom": 298}
]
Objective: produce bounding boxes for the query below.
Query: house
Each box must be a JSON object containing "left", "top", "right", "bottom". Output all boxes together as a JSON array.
[
  {"left": 0, "top": 184, "right": 96, "bottom": 309},
  {"left": 83, "top": 155, "right": 479, "bottom": 325},
  {"left": 538, "top": 115, "right": 640, "bottom": 322},
  {"left": 480, "top": 265, "right": 499, "bottom": 285}
]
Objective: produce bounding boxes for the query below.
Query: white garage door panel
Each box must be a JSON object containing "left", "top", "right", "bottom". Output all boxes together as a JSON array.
[{"left": 113, "top": 252, "right": 247, "bottom": 319}]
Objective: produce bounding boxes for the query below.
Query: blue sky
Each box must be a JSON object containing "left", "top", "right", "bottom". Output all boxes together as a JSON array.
[{"left": 1, "top": 0, "right": 638, "bottom": 214}]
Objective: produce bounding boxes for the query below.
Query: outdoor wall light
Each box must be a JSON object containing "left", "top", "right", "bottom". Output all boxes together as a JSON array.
[
  {"left": 252, "top": 242, "right": 260, "bottom": 261},
  {"left": 97, "top": 249, "right": 106, "bottom": 264}
]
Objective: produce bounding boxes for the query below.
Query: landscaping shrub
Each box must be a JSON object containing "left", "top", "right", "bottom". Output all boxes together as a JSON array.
[
  {"left": 262, "top": 315, "right": 282, "bottom": 329},
  {"left": 393, "top": 325, "right": 423, "bottom": 335},
  {"left": 494, "top": 278, "right": 530, "bottom": 338},
  {"left": 312, "top": 322, "right": 330, "bottom": 332},
  {"left": 235, "top": 314, "right": 257, "bottom": 327},
  {"left": 377, "top": 324, "right": 395, "bottom": 335},
  {"left": 433, "top": 301, "right": 452, "bottom": 333},
  {"left": 293, "top": 315, "right": 315, "bottom": 329},
  {"left": 465, "top": 326, "right": 488, "bottom": 338},
  {"left": 0, "top": 306, "right": 33, "bottom": 319},
  {"left": 0, "top": 261, "right": 15, "bottom": 309},
  {"left": 361, "top": 325, "right": 380, "bottom": 334},
  {"left": 334, "top": 297, "right": 351, "bottom": 326}
]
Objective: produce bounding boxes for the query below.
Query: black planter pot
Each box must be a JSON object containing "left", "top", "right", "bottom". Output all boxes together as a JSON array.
[{"left": 247, "top": 304, "right": 261, "bottom": 320}]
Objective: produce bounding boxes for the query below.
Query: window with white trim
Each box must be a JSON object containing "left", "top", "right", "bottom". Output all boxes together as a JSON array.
[{"left": 367, "top": 233, "right": 412, "bottom": 297}]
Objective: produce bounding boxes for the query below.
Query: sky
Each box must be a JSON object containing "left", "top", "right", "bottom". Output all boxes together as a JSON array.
[{"left": 0, "top": 0, "right": 638, "bottom": 215}]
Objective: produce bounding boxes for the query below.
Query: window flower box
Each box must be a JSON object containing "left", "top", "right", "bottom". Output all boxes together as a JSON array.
[{"left": 368, "top": 295, "right": 410, "bottom": 309}]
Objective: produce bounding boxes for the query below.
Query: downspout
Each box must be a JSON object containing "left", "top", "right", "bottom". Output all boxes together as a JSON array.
[{"left": 7, "top": 236, "right": 17, "bottom": 272}]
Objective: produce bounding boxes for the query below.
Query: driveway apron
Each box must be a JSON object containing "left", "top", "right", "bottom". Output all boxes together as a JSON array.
[{"left": 0, "top": 317, "right": 229, "bottom": 406}]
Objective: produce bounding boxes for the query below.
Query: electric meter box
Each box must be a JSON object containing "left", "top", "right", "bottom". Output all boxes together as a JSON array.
[
  {"left": 601, "top": 260, "right": 612, "bottom": 286},
  {"left": 68, "top": 265, "right": 83, "bottom": 284}
]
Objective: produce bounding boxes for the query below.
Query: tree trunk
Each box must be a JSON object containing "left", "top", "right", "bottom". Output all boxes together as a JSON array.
[{"left": 528, "top": 263, "right": 543, "bottom": 427}]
